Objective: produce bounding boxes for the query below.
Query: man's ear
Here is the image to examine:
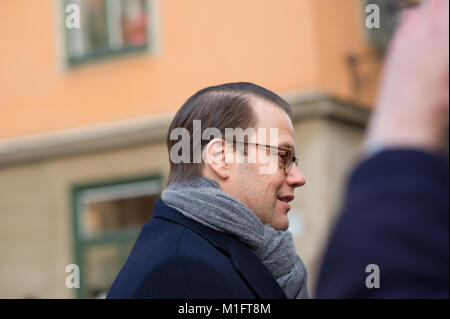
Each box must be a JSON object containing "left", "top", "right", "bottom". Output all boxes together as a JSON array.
[{"left": 202, "top": 138, "right": 230, "bottom": 179}]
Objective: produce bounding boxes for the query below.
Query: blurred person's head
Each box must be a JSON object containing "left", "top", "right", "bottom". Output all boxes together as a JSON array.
[{"left": 166, "top": 82, "right": 306, "bottom": 230}]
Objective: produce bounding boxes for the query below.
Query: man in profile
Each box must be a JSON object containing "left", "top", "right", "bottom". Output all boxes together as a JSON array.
[{"left": 107, "top": 82, "right": 309, "bottom": 298}]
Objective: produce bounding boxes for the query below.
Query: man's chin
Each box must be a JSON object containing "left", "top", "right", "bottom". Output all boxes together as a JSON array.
[{"left": 271, "top": 216, "right": 289, "bottom": 231}]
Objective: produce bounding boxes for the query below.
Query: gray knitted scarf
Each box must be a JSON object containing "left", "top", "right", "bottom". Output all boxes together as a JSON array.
[{"left": 161, "top": 177, "right": 309, "bottom": 299}]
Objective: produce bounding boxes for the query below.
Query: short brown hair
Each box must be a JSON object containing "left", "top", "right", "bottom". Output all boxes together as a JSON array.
[{"left": 166, "top": 82, "right": 293, "bottom": 185}]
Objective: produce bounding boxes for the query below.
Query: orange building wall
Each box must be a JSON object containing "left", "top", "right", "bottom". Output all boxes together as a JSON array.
[
  {"left": 311, "top": 0, "right": 382, "bottom": 106},
  {"left": 0, "top": 0, "right": 378, "bottom": 140}
]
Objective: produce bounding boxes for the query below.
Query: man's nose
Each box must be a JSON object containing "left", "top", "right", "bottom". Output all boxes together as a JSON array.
[{"left": 286, "top": 164, "right": 306, "bottom": 188}]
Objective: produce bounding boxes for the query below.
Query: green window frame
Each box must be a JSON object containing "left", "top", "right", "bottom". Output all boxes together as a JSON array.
[
  {"left": 63, "top": 0, "right": 157, "bottom": 67},
  {"left": 71, "top": 174, "right": 162, "bottom": 299}
]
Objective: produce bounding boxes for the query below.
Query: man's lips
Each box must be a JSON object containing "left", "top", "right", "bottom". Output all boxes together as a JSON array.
[{"left": 277, "top": 194, "right": 294, "bottom": 211}]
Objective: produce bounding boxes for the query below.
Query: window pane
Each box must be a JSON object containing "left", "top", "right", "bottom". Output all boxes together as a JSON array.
[
  {"left": 83, "top": 244, "right": 121, "bottom": 299},
  {"left": 121, "top": 0, "right": 148, "bottom": 46},
  {"left": 76, "top": 178, "right": 161, "bottom": 236},
  {"left": 84, "top": 195, "right": 157, "bottom": 234},
  {"left": 67, "top": 0, "right": 108, "bottom": 59},
  {"left": 85, "top": 0, "right": 108, "bottom": 51},
  {"left": 65, "top": 0, "right": 149, "bottom": 65}
]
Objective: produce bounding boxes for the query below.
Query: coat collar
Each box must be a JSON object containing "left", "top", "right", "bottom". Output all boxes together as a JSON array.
[
  {"left": 152, "top": 198, "right": 287, "bottom": 299},
  {"left": 152, "top": 198, "right": 231, "bottom": 256}
]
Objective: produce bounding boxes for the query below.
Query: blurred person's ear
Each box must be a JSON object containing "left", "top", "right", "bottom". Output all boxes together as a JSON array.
[{"left": 202, "top": 138, "right": 230, "bottom": 180}]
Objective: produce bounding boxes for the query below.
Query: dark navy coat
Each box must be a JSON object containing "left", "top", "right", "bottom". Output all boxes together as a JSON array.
[
  {"left": 316, "top": 150, "right": 449, "bottom": 298},
  {"left": 107, "top": 198, "right": 286, "bottom": 299}
]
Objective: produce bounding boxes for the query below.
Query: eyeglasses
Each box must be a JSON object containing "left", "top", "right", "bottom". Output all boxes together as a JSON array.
[{"left": 233, "top": 141, "right": 298, "bottom": 175}]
